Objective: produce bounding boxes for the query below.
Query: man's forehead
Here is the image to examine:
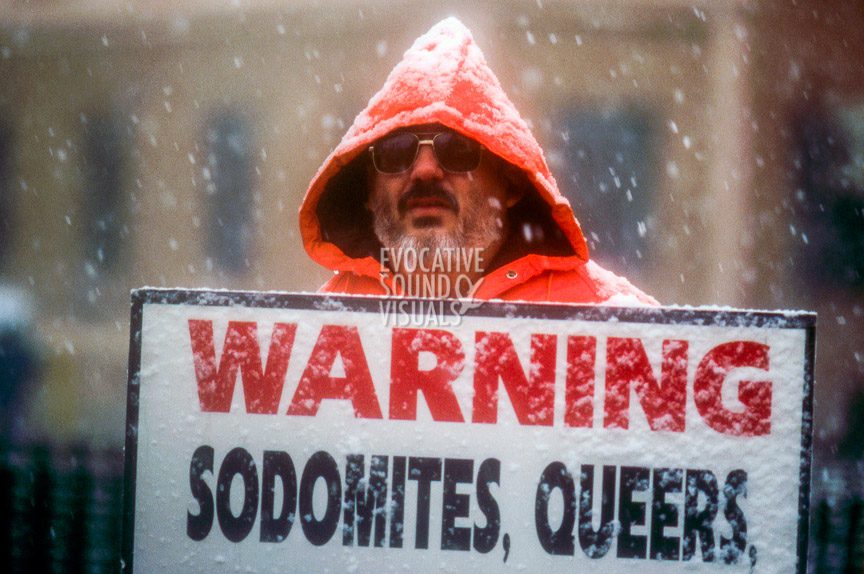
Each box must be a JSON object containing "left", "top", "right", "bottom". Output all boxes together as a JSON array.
[
  {"left": 381, "top": 123, "right": 486, "bottom": 148},
  {"left": 391, "top": 123, "right": 461, "bottom": 136}
]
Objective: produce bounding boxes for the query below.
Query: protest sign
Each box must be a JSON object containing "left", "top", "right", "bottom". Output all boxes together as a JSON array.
[{"left": 123, "top": 289, "right": 814, "bottom": 573}]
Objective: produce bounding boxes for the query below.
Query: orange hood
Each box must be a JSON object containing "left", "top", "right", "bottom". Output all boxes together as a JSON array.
[{"left": 299, "top": 17, "right": 589, "bottom": 275}]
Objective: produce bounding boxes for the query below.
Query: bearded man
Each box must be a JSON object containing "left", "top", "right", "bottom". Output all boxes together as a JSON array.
[{"left": 299, "top": 18, "right": 656, "bottom": 306}]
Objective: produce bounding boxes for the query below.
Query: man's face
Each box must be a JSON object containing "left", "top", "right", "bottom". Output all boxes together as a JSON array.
[{"left": 366, "top": 127, "right": 516, "bottom": 261}]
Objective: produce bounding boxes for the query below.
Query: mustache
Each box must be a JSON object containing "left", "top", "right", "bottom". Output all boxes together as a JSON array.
[{"left": 397, "top": 181, "right": 458, "bottom": 215}]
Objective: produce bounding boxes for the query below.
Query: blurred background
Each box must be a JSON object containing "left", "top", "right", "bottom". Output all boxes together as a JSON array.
[{"left": 0, "top": 0, "right": 861, "bottom": 571}]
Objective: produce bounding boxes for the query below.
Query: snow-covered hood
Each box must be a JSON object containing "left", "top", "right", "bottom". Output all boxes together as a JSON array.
[{"left": 299, "top": 17, "right": 589, "bottom": 275}]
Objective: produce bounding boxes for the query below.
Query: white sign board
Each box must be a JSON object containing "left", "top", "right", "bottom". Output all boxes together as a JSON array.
[{"left": 123, "top": 289, "right": 815, "bottom": 574}]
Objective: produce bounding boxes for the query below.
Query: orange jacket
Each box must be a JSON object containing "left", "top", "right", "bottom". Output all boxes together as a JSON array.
[{"left": 299, "top": 18, "right": 657, "bottom": 306}]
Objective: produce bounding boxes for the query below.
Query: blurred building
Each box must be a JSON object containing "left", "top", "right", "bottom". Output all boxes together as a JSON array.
[{"left": 0, "top": 0, "right": 861, "bottom": 568}]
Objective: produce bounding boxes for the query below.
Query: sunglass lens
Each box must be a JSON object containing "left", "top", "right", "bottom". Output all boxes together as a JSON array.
[
  {"left": 375, "top": 133, "right": 418, "bottom": 173},
  {"left": 435, "top": 132, "right": 482, "bottom": 172}
]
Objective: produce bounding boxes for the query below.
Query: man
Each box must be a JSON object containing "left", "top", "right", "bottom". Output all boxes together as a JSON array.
[{"left": 299, "top": 17, "right": 656, "bottom": 305}]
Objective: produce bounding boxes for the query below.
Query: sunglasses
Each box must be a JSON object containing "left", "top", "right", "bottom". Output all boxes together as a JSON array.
[{"left": 369, "top": 131, "right": 483, "bottom": 174}]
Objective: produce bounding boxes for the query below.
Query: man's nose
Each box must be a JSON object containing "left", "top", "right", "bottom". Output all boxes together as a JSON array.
[{"left": 410, "top": 144, "right": 444, "bottom": 180}]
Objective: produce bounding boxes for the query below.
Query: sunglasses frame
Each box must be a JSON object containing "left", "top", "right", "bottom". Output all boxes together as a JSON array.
[{"left": 368, "top": 131, "right": 484, "bottom": 174}]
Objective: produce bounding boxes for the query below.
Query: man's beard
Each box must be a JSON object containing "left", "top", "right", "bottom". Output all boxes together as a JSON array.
[{"left": 369, "top": 181, "right": 504, "bottom": 259}]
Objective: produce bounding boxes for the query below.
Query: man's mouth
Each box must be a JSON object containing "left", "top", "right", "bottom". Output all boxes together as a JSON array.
[{"left": 404, "top": 196, "right": 455, "bottom": 212}]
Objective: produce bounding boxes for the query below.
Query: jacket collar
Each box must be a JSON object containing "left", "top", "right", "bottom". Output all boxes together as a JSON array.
[{"left": 338, "top": 251, "right": 584, "bottom": 300}]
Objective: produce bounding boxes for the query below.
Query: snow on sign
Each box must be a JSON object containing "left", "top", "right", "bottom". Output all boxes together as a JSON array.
[{"left": 122, "top": 289, "right": 815, "bottom": 574}]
